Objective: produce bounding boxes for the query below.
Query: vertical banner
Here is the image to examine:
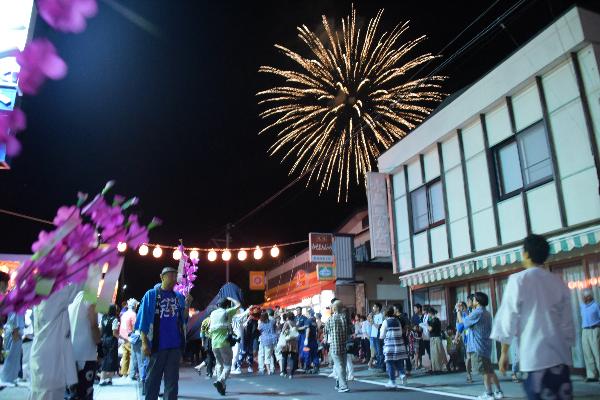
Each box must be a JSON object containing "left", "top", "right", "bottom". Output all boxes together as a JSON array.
[
  {"left": 97, "top": 258, "right": 124, "bottom": 314},
  {"left": 249, "top": 271, "right": 265, "bottom": 291},
  {"left": 367, "top": 172, "right": 392, "bottom": 258},
  {"left": 309, "top": 233, "right": 334, "bottom": 263}
]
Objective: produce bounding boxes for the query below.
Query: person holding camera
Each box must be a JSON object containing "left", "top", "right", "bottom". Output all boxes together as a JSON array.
[{"left": 208, "top": 296, "right": 241, "bottom": 395}]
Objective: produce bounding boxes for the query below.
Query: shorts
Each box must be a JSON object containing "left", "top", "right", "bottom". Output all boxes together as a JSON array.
[{"left": 470, "top": 353, "right": 493, "bottom": 374}]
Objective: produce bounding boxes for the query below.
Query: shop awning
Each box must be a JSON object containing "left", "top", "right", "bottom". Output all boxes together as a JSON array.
[{"left": 399, "top": 225, "right": 600, "bottom": 287}]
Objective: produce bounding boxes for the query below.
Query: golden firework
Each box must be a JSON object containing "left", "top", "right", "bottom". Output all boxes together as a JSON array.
[{"left": 258, "top": 6, "right": 445, "bottom": 201}]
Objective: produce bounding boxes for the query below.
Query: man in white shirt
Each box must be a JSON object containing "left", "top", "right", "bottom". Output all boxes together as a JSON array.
[{"left": 491, "top": 234, "right": 575, "bottom": 400}]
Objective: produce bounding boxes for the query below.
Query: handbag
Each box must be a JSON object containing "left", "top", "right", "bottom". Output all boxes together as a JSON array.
[
  {"left": 286, "top": 327, "right": 299, "bottom": 340},
  {"left": 276, "top": 331, "right": 287, "bottom": 351}
]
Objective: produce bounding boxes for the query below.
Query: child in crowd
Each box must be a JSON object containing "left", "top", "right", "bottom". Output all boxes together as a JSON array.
[{"left": 445, "top": 327, "right": 464, "bottom": 371}]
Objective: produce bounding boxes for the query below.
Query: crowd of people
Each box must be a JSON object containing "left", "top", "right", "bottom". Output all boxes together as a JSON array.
[{"left": 0, "top": 234, "right": 599, "bottom": 400}]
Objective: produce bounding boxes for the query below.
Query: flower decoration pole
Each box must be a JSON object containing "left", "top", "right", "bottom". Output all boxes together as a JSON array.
[
  {"left": 173, "top": 245, "right": 198, "bottom": 297},
  {"left": 0, "top": 181, "right": 160, "bottom": 315},
  {"left": 0, "top": 1, "right": 98, "bottom": 157}
]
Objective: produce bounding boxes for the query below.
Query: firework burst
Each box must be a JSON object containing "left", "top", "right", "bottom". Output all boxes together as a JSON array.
[{"left": 258, "top": 6, "right": 445, "bottom": 201}]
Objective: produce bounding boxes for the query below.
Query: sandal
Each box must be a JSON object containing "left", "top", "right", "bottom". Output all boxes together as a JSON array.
[{"left": 512, "top": 374, "right": 521, "bottom": 383}]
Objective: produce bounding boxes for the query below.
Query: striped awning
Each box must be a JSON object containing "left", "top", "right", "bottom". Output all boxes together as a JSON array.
[{"left": 399, "top": 226, "right": 600, "bottom": 287}]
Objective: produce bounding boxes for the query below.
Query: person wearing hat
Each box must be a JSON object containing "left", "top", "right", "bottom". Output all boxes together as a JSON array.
[
  {"left": 137, "top": 266, "right": 192, "bottom": 400},
  {"left": 119, "top": 298, "right": 139, "bottom": 379}
]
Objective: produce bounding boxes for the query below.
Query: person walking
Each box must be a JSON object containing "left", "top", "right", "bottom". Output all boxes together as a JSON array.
[
  {"left": 99, "top": 305, "right": 119, "bottom": 386},
  {"left": 196, "top": 313, "right": 216, "bottom": 378},
  {"left": 66, "top": 291, "right": 101, "bottom": 400},
  {"left": 379, "top": 306, "right": 408, "bottom": 388},
  {"left": 29, "top": 283, "right": 82, "bottom": 400},
  {"left": 118, "top": 298, "right": 138, "bottom": 379},
  {"left": 580, "top": 288, "right": 600, "bottom": 382},
  {"left": 137, "top": 267, "right": 191, "bottom": 400},
  {"left": 372, "top": 303, "right": 385, "bottom": 372},
  {"left": 0, "top": 311, "right": 25, "bottom": 387},
  {"left": 208, "top": 296, "right": 241, "bottom": 395},
  {"left": 492, "top": 234, "right": 576, "bottom": 400},
  {"left": 325, "top": 300, "right": 350, "bottom": 393},
  {"left": 419, "top": 306, "right": 432, "bottom": 371},
  {"left": 427, "top": 308, "right": 447, "bottom": 373},
  {"left": 257, "top": 311, "right": 277, "bottom": 375},
  {"left": 458, "top": 292, "right": 503, "bottom": 400},
  {"left": 237, "top": 306, "right": 260, "bottom": 373},
  {"left": 367, "top": 313, "right": 378, "bottom": 369},
  {"left": 279, "top": 312, "right": 299, "bottom": 379}
]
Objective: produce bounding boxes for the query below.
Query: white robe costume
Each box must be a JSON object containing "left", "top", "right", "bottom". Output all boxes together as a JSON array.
[{"left": 29, "top": 283, "right": 82, "bottom": 400}]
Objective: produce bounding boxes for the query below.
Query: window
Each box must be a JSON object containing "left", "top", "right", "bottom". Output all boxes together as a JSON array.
[
  {"left": 361, "top": 215, "right": 369, "bottom": 229},
  {"left": 493, "top": 121, "right": 553, "bottom": 198},
  {"left": 410, "top": 179, "right": 445, "bottom": 233}
]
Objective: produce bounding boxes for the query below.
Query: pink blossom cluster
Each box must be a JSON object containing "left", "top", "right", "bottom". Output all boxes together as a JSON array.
[
  {"left": 0, "top": 0, "right": 97, "bottom": 157},
  {"left": 173, "top": 246, "right": 199, "bottom": 296},
  {"left": 0, "top": 182, "right": 160, "bottom": 315}
]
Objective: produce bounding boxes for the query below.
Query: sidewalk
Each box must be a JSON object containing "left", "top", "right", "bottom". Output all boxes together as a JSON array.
[
  {"left": 0, "top": 376, "right": 139, "bottom": 400},
  {"left": 320, "top": 364, "right": 600, "bottom": 399}
]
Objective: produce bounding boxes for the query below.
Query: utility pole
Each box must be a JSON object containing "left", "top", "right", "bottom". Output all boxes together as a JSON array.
[{"left": 226, "top": 223, "right": 232, "bottom": 283}]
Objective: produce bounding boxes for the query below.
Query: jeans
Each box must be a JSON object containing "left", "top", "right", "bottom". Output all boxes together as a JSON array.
[
  {"left": 524, "top": 364, "right": 572, "bottom": 400},
  {"left": 131, "top": 341, "right": 147, "bottom": 382},
  {"left": 373, "top": 338, "right": 384, "bottom": 370},
  {"left": 331, "top": 353, "right": 348, "bottom": 390},
  {"left": 300, "top": 339, "right": 319, "bottom": 370},
  {"left": 386, "top": 360, "right": 405, "bottom": 382},
  {"left": 213, "top": 346, "right": 233, "bottom": 383},
  {"left": 145, "top": 348, "right": 181, "bottom": 400},
  {"left": 281, "top": 351, "right": 298, "bottom": 376}
]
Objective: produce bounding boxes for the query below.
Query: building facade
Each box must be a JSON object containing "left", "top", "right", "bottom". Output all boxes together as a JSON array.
[
  {"left": 373, "top": 7, "right": 600, "bottom": 368},
  {"left": 262, "top": 209, "right": 407, "bottom": 317}
]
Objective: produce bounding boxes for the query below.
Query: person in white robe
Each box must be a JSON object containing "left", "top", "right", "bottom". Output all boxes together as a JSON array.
[{"left": 28, "top": 283, "right": 82, "bottom": 400}]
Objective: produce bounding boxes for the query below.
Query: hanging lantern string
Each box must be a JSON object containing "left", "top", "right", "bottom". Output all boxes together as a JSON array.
[{"left": 141, "top": 239, "right": 308, "bottom": 252}]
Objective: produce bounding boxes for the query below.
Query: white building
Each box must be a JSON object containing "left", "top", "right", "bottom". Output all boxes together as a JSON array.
[{"left": 371, "top": 6, "right": 600, "bottom": 369}]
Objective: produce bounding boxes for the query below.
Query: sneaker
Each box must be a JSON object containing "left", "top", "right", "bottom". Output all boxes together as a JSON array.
[
  {"left": 0, "top": 381, "right": 15, "bottom": 388},
  {"left": 280, "top": 372, "right": 286, "bottom": 377},
  {"left": 195, "top": 361, "right": 206, "bottom": 370},
  {"left": 213, "top": 381, "right": 225, "bottom": 396},
  {"left": 477, "top": 393, "right": 494, "bottom": 400},
  {"left": 288, "top": 374, "right": 293, "bottom": 379},
  {"left": 247, "top": 367, "right": 254, "bottom": 373},
  {"left": 347, "top": 375, "right": 354, "bottom": 381},
  {"left": 399, "top": 374, "right": 407, "bottom": 385},
  {"left": 494, "top": 391, "right": 504, "bottom": 399},
  {"left": 385, "top": 380, "right": 396, "bottom": 388},
  {"left": 337, "top": 387, "right": 350, "bottom": 393},
  {"left": 328, "top": 372, "right": 336, "bottom": 378},
  {"left": 231, "top": 368, "right": 242, "bottom": 375},
  {"left": 258, "top": 370, "right": 265, "bottom": 375}
]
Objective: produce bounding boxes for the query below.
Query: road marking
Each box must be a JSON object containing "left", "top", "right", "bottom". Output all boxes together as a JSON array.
[
  {"left": 318, "top": 372, "right": 476, "bottom": 399},
  {"left": 354, "top": 378, "right": 477, "bottom": 399}
]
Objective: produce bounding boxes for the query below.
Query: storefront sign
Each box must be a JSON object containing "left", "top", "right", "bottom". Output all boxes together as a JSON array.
[
  {"left": 294, "top": 269, "right": 307, "bottom": 288},
  {"left": 249, "top": 271, "right": 265, "bottom": 291},
  {"left": 316, "top": 264, "right": 335, "bottom": 281},
  {"left": 367, "top": 172, "right": 392, "bottom": 258},
  {"left": 309, "top": 233, "right": 334, "bottom": 263}
]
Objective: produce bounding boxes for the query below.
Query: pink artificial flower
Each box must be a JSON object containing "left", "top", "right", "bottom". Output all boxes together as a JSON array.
[
  {"left": 16, "top": 38, "right": 67, "bottom": 95},
  {"left": 0, "top": 108, "right": 27, "bottom": 157},
  {"left": 37, "top": 0, "right": 98, "bottom": 33},
  {"left": 32, "top": 230, "right": 56, "bottom": 253},
  {"left": 126, "top": 219, "right": 149, "bottom": 249},
  {"left": 53, "top": 205, "right": 79, "bottom": 226}
]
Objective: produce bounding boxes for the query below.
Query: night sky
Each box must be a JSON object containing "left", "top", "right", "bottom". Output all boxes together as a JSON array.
[{"left": 1, "top": 0, "right": 598, "bottom": 307}]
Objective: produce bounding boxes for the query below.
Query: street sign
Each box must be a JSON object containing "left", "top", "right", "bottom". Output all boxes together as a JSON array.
[{"left": 309, "top": 233, "right": 334, "bottom": 263}]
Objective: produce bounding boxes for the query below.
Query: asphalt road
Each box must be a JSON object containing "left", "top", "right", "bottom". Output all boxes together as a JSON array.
[{"left": 176, "top": 368, "right": 463, "bottom": 400}]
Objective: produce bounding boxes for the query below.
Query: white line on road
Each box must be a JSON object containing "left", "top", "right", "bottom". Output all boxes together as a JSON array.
[
  {"left": 318, "top": 373, "right": 476, "bottom": 399},
  {"left": 354, "top": 378, "right": 477, "bottom": 399}
]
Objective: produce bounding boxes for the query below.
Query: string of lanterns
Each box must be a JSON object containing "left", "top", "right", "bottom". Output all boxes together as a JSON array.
[{"left": 115, "top": 240, "right": 308, "bottom": 262}]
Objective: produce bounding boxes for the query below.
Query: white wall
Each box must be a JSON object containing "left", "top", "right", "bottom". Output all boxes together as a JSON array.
[
  {"left": 498, "top": 195, "right": 527, "bottom": 244},
  {"left": 543, "top": 59, "right": 600, "bottom": 225}
]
